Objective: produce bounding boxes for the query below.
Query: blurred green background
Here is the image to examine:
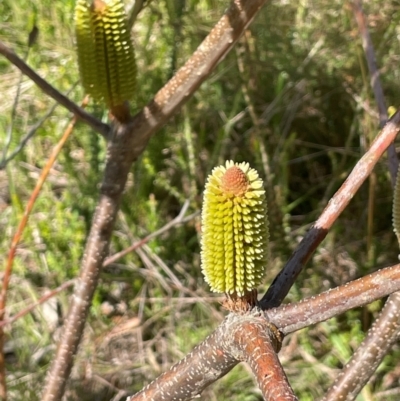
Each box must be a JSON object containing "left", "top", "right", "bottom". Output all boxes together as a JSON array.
[{"left": 1, "top": 0, "right": 400, "bottom": 399}]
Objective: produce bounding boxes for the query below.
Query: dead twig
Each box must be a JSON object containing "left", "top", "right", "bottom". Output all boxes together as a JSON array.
[
  {"left": 0, "top": 96, "right": 88, "bottom": 399},
  {"left": 0, "top": 280, "right": 75, "bottom": 328},
  {"left": 104, "top": 200, "right": 197, "bottom": 266},
  {"left": 0, "top": 41, "right": 110, "bottom": 138}
]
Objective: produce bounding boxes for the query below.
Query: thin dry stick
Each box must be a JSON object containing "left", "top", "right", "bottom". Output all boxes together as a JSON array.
[
  {"left": 128, "top": 262, "right": 400, "bottom": 401},
  {"left": 0, "top": 83, "right": 79, "bottom": 169},
  {"left": 0, "top": 206, "right": 194, "bottom": 328},
  {"left": 0, "top": 97, "right": 88, "bottom": 399},
  {"left": 103, "top": 200, "right": 197, "bottom": 266},
  {"left": 321, "top": 2, "right": 400, "bottom": 399},
  {"left": 41, "top": 2, "right": 271, "bottom": 400},
  {"left": 0, "top": 41, "right": 110, "bottom": 138},
  {"left": 352, "top": 0, "right": 398, "bottom": 183},
  {"left": 0, "top": 280, "right": 75, "bottom": 328},
  {"left": 260, "top": 109, "right": 400, "bottom": 309}
]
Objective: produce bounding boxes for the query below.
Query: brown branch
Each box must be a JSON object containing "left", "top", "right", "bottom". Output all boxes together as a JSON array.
[
  {"left": 267, "top": 263, "right": 400, "bottom": 335},
  {"left": 128, "top": 312, "right": 286, "bottom": 401},
  {"left": 318, "top": 3, "right": 400, "bottom": 400},
  {"left": 321, "top": 292, "right": 400, "bottom": 401},
  {"left": 128, "top": 314, "right": 239, "bottom": 401},
  {"left": 123, "top": 0, "right": 268, "bottom": 162},
  {"left": 42, "top": 122, "right": 135, "bottom": 401},
  {"left": 0, "top": 41, "right": 110, "bottom": 138},
  {"left": 233, "top": 319, "right": 298, "bottom": 401},
  {"left": 260, "top": 109, "right": 400, "bottom": 308},
  {"left": 41, "top": 1, "right": 270, "bottom": 400},
  {"left": 127, "top": 263, "right": 400, "bottom": 401}
]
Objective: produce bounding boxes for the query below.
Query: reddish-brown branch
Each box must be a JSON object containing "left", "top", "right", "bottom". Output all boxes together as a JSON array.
[
  {"left": 127, "top": 263, "right": 400, "bottom": 401},
  {"left": 42, "top": 122, "right": 136, "bottom": 401},
  {"left": 261, "top": 110, "right": 400, "bottom": 308},
  {"left": 267, "top": 263, "right": 400, "bottom": 334},
  {"left": 129, "top": 313, "right": 288, "bottom": 401},
  {"left": 125, "top": 0, "right": 268, "bottom": 161},
  {"left": 128, "top": 315, "right": 240, "bottom": 401},
  {"left": 0, "top": 280, "right": 75, "bottom": 328},
  {"left": 233, "top": 319, "right": 298, "bottom": 401},
  {"left": 321, "top": 292, "right": 400, "bottom": 401}
]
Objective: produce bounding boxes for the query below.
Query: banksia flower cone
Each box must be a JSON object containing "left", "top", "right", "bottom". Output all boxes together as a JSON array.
[
  {"left": 201, "top": 161, "right": 269, "bottom": 302},
  {"left": 75, "top": 0, "right": 136, "bottom": 110}
]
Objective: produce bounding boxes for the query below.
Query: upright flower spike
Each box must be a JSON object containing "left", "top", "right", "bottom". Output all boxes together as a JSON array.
[
  {"left": 75, "top": 0, "right": 136, "bottom": 120},
  {"left": 201, "top": 161, "right": 269, "bottom": 309}
]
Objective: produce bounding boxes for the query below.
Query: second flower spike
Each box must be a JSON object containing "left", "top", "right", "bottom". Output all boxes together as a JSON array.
[{"left": 75, "top": 0, "right": 136, "bottom": 113}]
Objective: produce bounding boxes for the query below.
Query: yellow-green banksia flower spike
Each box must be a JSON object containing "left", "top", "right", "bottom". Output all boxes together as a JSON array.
[
  {"left": 200, "top": 161, "right": 269, "bottom": 300},
  {"left": 74, "top": 0, "right": 136, "bottom": 114}
]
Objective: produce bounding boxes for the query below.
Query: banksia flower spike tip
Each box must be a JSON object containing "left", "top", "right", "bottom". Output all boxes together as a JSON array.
[
  {"left": 75, "top": 0, "right": 136, "bottom": 120},
  {"left": 201, "top": 161, "right": 269, "bottom": 309}
]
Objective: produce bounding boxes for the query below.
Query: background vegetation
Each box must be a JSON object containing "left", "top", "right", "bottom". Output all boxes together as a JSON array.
[{"left": 1, "top": 0, "right": 400, "bottom": 399}]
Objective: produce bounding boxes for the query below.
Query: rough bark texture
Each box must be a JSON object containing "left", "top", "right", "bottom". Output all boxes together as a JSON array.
[
  {"left": 128, "top": 262, "right": 400, "bottom": 401},
  {"left": 42, "top": 122, "right": 134, "bottom": 401},
  {"left": 267, "top": 263, "right": 400, "bottom": 335},
  {"left": 232, "top": 319, "right": 298, "bottom": 400},
  {"left": 321, "top": 292, "right": 400, "bottom": 401},
  {"left": 129, "top": 311, "right": 286, "bottom": 401}
]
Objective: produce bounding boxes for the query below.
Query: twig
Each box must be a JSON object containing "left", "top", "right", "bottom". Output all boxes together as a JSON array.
[
  {"left": 0, "top": 280, "right": 75, "bottom": 328},
  {"left": 104, "top": 200, "right": 196, "bottom": 266},
  {"left": 352, "top": 0, "right": 398, "bottom": 183},
  {"left": 41, "top": 2, "right": 271, "bottom": 400},
  {"left": 0, "top": 41, "right": 110, "bottom": 138},
  {"left": 260, "top": 109, "right": 400, "bottom": 308},
  {"left": 128, "top": 0, "right": 145, "bottom": 29},
  {"left": 0, "top": 83, "right": 78, "bottom": 170},
  {"left": 0, "top": 96, "right": 88, "bottom": 399}
]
